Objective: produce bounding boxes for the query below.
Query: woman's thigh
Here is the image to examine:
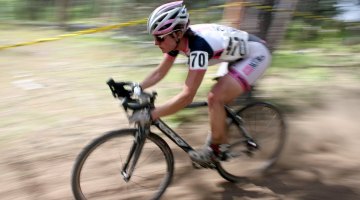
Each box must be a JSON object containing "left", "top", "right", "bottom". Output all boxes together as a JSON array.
[
  {"left": 209, "top": 74, "right": 244, "bottom": 104},
  {"left": 227, "top": 41, "right": 271, "bottom": 91}
]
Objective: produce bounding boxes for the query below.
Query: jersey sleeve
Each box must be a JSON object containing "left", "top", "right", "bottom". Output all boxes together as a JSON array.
[{"left": 187, "top": 35, "right": 213, "bottom": 71}]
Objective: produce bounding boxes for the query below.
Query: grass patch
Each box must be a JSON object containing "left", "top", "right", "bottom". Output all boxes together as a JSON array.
[{"left": 271, "top": 51, "right": 321, "bottom": 68}]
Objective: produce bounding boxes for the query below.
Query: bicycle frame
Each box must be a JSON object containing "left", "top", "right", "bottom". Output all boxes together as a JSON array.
[
  {"left": 153, "top": 119, "right": 195, "bottom": 153},
  {"left": 121, "top": 101, "right": 258, "bottom": 180},
  {"left": 153, "top": 101, "right": 256, "bottom": 155}
]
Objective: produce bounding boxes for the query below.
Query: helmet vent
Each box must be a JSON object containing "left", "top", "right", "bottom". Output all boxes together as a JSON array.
[{"left": 159, "top": 23, "right": 172, "bottom": 31}]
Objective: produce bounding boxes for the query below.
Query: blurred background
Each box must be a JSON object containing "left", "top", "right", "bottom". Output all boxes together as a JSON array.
[{"left": 0, "top": 0, "right": 360, "bottom": 199}]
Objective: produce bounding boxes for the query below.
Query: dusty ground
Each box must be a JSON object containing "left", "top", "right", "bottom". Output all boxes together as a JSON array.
[{"left": 1, "top": 27, "right": 360, "bottom": 200}]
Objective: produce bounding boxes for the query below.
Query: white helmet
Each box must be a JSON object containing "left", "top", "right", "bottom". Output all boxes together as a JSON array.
[{"left": 147, "top": 1, "right": 189, "bottom": 35}]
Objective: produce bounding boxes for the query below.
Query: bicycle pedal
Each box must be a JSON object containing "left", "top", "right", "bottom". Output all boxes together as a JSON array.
[{"left": 246, "top": 139, "right": 258, "bottom": 149}]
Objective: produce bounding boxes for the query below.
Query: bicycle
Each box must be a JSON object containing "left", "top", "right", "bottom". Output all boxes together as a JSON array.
[{"left": 71, "top": 78, "right": 286, "bottom": 200}]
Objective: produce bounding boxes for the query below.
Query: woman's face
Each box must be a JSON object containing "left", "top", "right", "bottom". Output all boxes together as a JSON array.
[{"left": 154, "top": 33, "right": 178, "bottom": 53}]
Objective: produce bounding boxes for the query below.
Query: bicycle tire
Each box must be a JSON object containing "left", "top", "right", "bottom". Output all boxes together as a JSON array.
[
  {"left": 71, "top": 129, "right": 174, "bottom": 200},
  {"left": 216, "top": 101, "right": 286, "bottom": 182}
]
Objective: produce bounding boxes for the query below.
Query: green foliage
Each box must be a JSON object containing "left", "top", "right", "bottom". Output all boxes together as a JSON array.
[
  {"left": 0, "top": 0, "right": 226, "bottom": 22},
  {"left": 271, "top": 51, "right": 321, "bottom": 68},
  {"left": 296, "top": 0, "right": 338, "bottom": 25},
  {"left": 69, "top": 5, "right": 96, "bottom": 20},
  {"left": 285, "top": 19, "right": 348, "bottom": 43}
]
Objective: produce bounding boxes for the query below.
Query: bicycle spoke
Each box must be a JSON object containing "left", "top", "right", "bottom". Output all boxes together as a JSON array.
[
  {"left": 217, "top": 102, "right": 286, "bottom": 182},
  {"left": 135, "top": 147, "right": 163, "bottom": 167}
]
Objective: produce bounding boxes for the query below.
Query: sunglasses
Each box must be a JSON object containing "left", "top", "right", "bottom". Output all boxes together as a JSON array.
[{"left": 154, "top": 29, "right": 181, "bottom": 43}]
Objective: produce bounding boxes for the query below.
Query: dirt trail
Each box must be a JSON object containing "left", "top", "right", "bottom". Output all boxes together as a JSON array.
[
  {"left": 1, "top": 68, "right": 359, "bottom": 200},
  {"left": 1, "top": 28, "right": 360, "bottom": 199}
]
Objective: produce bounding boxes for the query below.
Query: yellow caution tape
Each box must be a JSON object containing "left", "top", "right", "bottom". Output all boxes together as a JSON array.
[{"left": 0, "top": 18, "right": 147, "bottom": 50}]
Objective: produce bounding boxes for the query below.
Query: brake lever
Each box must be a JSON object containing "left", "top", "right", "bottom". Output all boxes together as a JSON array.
[{"left": 106, "top": 79, "right": 117, "bottom": 98}]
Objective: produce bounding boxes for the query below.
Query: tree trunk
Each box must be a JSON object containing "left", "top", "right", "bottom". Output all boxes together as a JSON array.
[
  {"left": 222, "top": 0, "right": 298, "bottom": 51},
  {"left": 56, "top": 0, "right": 70, "bottom": 29},
  {"left": 28, "top": 0, "right": 40, "bottom": 20},
  {"left": 222, "top": 0, "right": 245, "bottom": 29},
  {"left": 258, "top": 0, "right": 277, "bottom": 40},
  {"left": 266, "top": 0, "right": 299, "bottom": 51}
]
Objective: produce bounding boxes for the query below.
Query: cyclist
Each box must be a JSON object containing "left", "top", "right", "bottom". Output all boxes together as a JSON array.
[{"left": 136, "top": 1, "right": 271, "bottom": 163}]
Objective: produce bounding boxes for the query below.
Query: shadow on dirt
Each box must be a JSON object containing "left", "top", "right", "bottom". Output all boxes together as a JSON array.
[{"left": 214, "top": 170, "right": 360, "bottom": 200}]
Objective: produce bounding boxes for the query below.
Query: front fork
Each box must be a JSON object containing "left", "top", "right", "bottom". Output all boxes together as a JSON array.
[{"left": 121, "top": 124, "right": 150, "bottom": 182}]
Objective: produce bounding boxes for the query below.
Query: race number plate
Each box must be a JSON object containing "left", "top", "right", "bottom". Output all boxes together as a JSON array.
[
  {"left": 189, "top": 51, "right": 208, "bottom": 70},
  {"left": 220, "top": 30, "right": 249, "bottom": 61}
]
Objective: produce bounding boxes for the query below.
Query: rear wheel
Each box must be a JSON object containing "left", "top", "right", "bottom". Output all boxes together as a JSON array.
[
  {"left": 217, "top": 102, "right": 286, "bottom": 182},
  {"left": 71, "top": 129, "right": 174, "bottom": 200}
]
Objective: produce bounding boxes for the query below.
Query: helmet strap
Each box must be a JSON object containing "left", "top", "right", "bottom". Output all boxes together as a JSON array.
[{"left": 171, "top": 32, "right": 181, "bottom": 51}]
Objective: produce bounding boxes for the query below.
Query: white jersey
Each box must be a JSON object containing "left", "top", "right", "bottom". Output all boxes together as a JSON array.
[{"left": 167, "top": 24, "right": 266, "bottom": 70}]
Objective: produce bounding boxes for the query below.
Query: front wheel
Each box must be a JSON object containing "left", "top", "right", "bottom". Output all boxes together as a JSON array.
[
  {"left": 217, "top": 102, "right": 286, "bottom": 182},
  {"left": 71, "top": 129, "right": 174, "bottom": 200}
]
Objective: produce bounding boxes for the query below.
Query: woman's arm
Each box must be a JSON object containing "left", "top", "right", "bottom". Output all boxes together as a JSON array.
[
  {"left": 140, "top": 54, "right": 176, "bottom": 89},
  {"left": 151, "top": 69, "right": 207, "bottom": 119}
]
